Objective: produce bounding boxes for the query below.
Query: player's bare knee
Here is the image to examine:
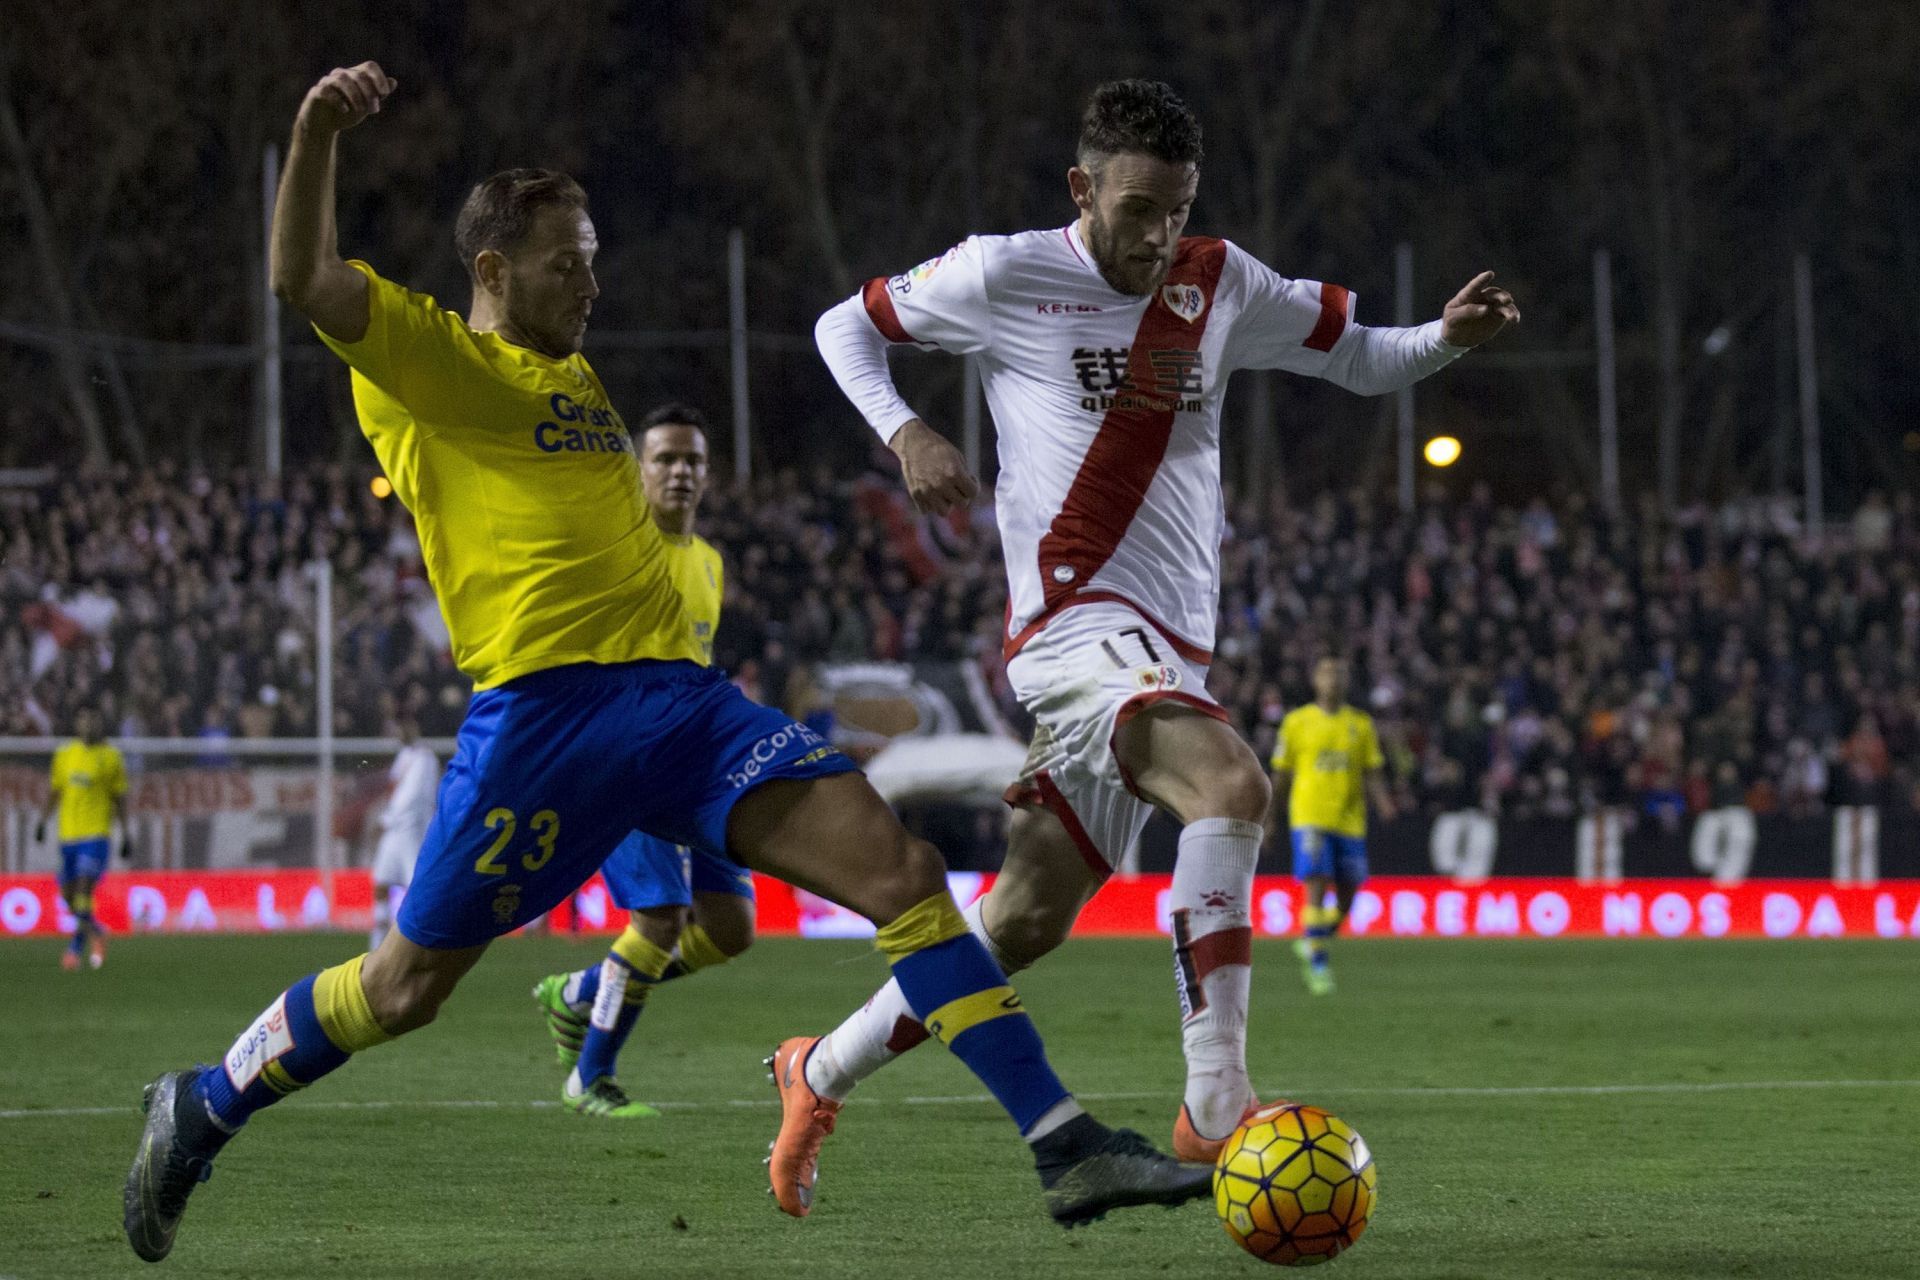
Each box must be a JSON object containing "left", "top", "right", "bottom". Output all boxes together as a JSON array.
[
  {"left": 869, "top": 836, "right": 949, "bottom": 920},
  {"left": 711, "top": 915, "right": 755, "bottom": 958},
  {"left": 631, "top": 906, "right": 686, "bottom": 951},
  {"left": 1206, "top": 761, "right": 1272, "bottom": 826},
  {"left": 987, "top": 898, "right": 1072, "bottom": 968}
]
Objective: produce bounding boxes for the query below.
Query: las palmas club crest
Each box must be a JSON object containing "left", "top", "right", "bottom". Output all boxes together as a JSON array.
[{"left": 1161, "top": 282, "right": 1205, "bottom": 322}]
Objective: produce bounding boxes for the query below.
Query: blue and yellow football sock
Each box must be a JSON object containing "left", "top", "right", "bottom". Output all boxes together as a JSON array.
[
  {"left": 65, "top": 885, "right": 94, "bottom": 953},
  {"left": 662, "top": 922, "right": 732, "bottom": 981},
  {"left": 195, "top": 953, "right": 394, "bottom": 1133},
  {"left": 878, "top": 893, "right": 1073, "bottom": 1137},
  {"left": 564, "top": 920, "right": 735, "bottom": 1010},
  {"left": 1303, "top": 903, "right": 1337, "bottom": 968},
  {"left": 574, "top": 928, "right": 671, "bottom": 1086}
]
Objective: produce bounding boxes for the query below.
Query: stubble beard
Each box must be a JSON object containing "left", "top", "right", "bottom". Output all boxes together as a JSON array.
[
  {"left": 1086, "top": 210, "right": 1168, "bottom": 299},
  {"left": 1086, "top": 210, "right": 1145, "bottom": 297}
]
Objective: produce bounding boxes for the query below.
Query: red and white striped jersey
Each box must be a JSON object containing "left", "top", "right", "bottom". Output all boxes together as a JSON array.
[{"left": 817, "top": 221, "right": 1463, "bottom": 662}]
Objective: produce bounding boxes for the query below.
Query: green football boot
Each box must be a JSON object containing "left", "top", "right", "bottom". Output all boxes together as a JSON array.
[
  {"left": 1293, "top": 938, "right": 1335, "bottom": 996},
  {"left": 532, "top": 974, "right": 588, "bottom": 1068},
  {"left": 563, "top": 1074, "right": 661, "bottom": 1119}
]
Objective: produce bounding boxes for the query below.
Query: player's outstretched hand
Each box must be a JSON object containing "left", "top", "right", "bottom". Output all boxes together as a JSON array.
[
  {"left": 889, "top": 419, "right": 979, "bottom": 516},
  {"left": 1441, "top": 271, "right": 1520, "bottom": 348},
  {"left": 298, "top": 62, "right": 398, "bottom": 136}
]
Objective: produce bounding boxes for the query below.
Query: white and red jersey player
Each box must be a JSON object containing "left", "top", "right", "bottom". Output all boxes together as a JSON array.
[
  {"left": 790, "top": 97, "right": 1515, "bottom": 1187},
  {"left": 818, "top": 222, "right": 1466, "bottom": 669}
]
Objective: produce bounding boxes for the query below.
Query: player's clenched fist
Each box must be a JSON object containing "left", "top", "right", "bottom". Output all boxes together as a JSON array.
[
  {"left": 299, "top": 62, "right": 397, "bottom": 135},
  {"left": 889, "top": 419, "right": 979, "bottom": 515}
]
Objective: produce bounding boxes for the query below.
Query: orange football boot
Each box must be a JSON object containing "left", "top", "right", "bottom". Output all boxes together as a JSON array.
[
  {"left": 765, "top": 1036, "right": 841, "bottom": 1217},
  {"left": 1172, "top": 1098, "right": 1270, "bottom": 1164}
]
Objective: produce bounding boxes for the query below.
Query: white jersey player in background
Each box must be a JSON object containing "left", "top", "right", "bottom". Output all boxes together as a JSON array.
[
  {"left": 369, "top": 716, "right": 440, "bottom": 949},
  {"left": 767, "top": 79, "right": 1518, "bottom": 1210}
]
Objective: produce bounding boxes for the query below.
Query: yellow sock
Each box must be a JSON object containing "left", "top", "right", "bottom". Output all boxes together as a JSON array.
[
  {"left": 674, "top": 922, "right": 732, "bottom": 975},
  {"left": 312, "top": 954, "right": 396, "bottom": 1051},
  {"left": 611, "top": 924, "right": 674, "bottom": 982},
  {"left": 873, "top": 893, "right": 971, "bottom": 964}
]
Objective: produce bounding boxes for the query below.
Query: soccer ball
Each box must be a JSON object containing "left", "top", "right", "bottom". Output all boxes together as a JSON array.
[{"left": 1213, "top": 1101, "right": 1376, "bottom": 1266}]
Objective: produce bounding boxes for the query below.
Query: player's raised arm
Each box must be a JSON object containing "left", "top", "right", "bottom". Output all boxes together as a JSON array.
[
  {"left": 1227, "top": 245, "right": 1521, "bottom": 397},
  {"left": 1316, "top": 269, "right": 1521, "bottom": 394},
  {"left": 269, "top": 62, "right": 397, "bottom": 342}
]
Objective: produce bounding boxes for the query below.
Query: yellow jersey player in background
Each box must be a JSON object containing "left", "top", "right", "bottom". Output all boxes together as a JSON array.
[
  {"left": 1271, "top": 655, "right": 1394, "bottom": 996},
  {"left": 532, "top": 403, "right": 766, "bottom": 1118},
  {"left": 122, "top": 62, "right": 1209, "bottom": 1264},
  {"left": 38, "top": 706, "right": 130, "bottom": 971}
]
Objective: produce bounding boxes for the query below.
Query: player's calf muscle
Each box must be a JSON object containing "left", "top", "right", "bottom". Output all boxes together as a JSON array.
[{"left": 359, "top": 937, "right": 487, "bottom": 1033}]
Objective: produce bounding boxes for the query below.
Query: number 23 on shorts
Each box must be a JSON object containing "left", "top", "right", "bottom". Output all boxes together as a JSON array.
[{"left": 473, "top": 807, "right": 560, "bottom": 875}]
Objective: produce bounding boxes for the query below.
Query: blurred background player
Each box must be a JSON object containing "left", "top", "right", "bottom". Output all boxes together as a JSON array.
[
  {"left": 37, "top": 706, "right": 129, "bottom": 971},
  {"left": 1271, "top": 655, "right": 1392, "bottom": 996},
  {"left": 791, "top": 76, "right": 1518, "bottom": 1200},
  {"left": 122, "top": 63, "right": 1211, "bottom": 1263},
  {"left": 369, "top": 716, "right": 439, "bottom": 950},
  {"left": 531, "top": 404, "right": 760, "bottom": 1119}
]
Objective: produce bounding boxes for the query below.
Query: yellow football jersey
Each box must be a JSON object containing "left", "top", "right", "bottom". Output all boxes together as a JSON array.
[
  {"left": 315, "top": 262, "right": 700, "bottom": 690},
  {"left": 50, "top": 740, "right": 127, "bottom": 843},
  {"left": 663, "top": 533, "right": 724, "bottom": 666},
  {"left": 1271, "top": 704, "right": 1382, "bottom": 838}
]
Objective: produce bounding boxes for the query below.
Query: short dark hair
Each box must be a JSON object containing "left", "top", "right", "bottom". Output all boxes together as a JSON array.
[
  {"left": 638, "top": 401, "right": 711, "bottom": 434},
  {"left": 1077, "top": 79, "right": 1203, "bottom": 173},
  {"left": 453, "top": 168, "right": 589, "bottom": 282}
]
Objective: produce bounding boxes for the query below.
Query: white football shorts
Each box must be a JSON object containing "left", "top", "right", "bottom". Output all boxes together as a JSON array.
[{"left": 1003, "top": 600, "right": 1227, "bottom": 874}]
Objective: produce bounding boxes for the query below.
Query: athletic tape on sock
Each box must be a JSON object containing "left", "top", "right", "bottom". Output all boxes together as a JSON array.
[
  {"left": 312, "top": 954, "right": 395, "bottom": 1052},
  {"left": 874, "top": 893, "right": 970, "bottom": 963}
]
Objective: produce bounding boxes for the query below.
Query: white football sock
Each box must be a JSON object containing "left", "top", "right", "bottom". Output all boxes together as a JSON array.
[
  {"left": 590, "top": 956, "right": 628, "bottom": 1032},
  {"left": 561, "top": 967, "right": 592, "bottom": 1010},
  {"left": 805, "top": 896, "right": 1015, "bottom": 1101},
  {"left": 1171, "top": 818, "right": 1260, "bottom": 1138}
]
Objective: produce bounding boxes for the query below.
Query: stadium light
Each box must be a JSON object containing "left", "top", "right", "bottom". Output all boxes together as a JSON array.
[
  {"left": 370, "top": 476, "right": 394, "bottom": 499},
  {"left": 1423, "top": 436, "right": 1462, "bottom": 468}
]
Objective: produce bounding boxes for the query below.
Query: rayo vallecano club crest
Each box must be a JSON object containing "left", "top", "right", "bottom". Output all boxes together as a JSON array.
[{"left": 1161, "top": 282, "right": 1205, "bottom": 322}]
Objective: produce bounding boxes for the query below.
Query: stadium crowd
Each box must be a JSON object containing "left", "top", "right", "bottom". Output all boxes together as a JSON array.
[{"left": 5, "top": 460, "right": 1917, "bottom": 823}]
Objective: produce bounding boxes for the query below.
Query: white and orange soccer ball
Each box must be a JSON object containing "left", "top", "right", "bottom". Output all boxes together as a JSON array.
[{"left": 1213, "top": 1101, "right": 1376, "bottom": 1266}]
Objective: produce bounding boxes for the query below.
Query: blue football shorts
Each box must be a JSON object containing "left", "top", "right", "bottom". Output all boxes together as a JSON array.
[
  {"left": 600, "top": 830, "right": 757, "bottom": 911},
  {"left": 1291, "top": 827, "right": 1368, "bottom": 883},
  {"left": 398, "top": 660, "right": 851, "bottom": 949},
  {"left": 60, "top": 839, "right": 111, "bottom": 883}
]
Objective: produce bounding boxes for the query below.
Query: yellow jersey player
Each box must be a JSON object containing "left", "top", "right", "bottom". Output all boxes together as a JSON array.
[
  {"left": 1271, "top": 655, "right": 1394, "bottom": 996},
  {"left": 122, "top": 62, "right": 1209, "bottom": 1263},
  {"left": 531, "top": 403, "right": 764, "bottom": 1118},
  {"left": 37, "top": 706, "right": 129, "bottom": 971}
]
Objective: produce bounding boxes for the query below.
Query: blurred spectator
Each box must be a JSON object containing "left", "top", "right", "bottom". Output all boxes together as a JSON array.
[{"left": 2, "top": 465, "right": 1916, "bottom": 834}]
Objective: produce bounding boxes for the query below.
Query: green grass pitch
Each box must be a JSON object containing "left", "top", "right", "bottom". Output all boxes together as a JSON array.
[{"left": 3, "top": 933, "right": 1917, "bottom": 1278}]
